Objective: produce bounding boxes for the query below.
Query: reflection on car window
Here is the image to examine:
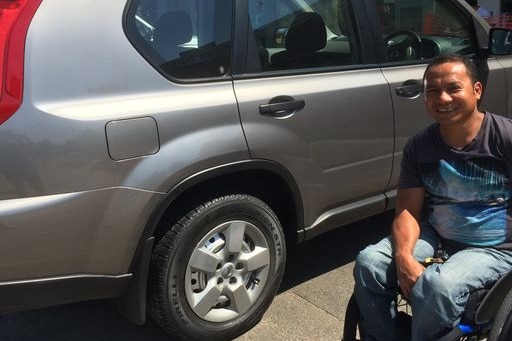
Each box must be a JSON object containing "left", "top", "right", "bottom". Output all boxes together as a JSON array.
[
  {"left": 248, "top": 0, "right": 357, "bottom": 71},
  {"left": 374, "top": 0, "right": 476, "bottom": 63},
  {"left": 125, "top": 0, "right": 233, "bottom": 80}
]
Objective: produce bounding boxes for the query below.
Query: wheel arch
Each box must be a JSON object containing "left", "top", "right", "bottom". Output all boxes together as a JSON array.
[
  {"left": 116, "top": 159, "right": 304, "bottom": 324},
  {"left": 150, "top": 159, "right": 303, "bottom": 245}
]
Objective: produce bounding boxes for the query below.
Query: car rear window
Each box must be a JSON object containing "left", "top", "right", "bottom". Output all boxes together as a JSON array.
[{"left": 124, "top": 0, "right": 234, "bottom": 80}]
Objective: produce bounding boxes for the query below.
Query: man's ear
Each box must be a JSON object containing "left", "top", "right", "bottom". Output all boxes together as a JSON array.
[{"left": 474, "top": 81, "right": 483, "bottom": 99}]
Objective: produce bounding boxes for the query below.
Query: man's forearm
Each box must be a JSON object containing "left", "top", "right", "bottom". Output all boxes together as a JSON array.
[
  {"left": 392, "top": 210, "right": 421, "bottom": 260},
  {"left": 391, "top": 209, "right": 424, "bottom": 297}
]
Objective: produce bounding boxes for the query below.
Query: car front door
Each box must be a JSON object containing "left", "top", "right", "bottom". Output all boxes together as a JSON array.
[
  {"left": 234, "top": 0, "right": 395, "bottom": 239},
  {"left": 366, "top": 0, "right": 510, "bottom": 195}
]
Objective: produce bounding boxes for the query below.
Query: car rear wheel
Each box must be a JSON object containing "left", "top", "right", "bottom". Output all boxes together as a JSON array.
[{"left": 148, "top": 194, "right": 286, "bottom": 340}]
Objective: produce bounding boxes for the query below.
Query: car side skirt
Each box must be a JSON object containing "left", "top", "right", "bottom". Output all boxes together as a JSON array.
[{"left": 303, "top": 192, "right": 395, "bottom": 241}]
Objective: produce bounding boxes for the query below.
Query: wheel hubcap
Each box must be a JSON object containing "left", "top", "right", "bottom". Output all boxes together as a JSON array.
[
  {"left": 185, "top": 220, "right": 271, "bottom": 322},
  {"left": 221, "top": 263, "right": 235, "bottom": 278}
]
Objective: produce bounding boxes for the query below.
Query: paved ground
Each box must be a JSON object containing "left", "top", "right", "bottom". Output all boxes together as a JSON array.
[
  {"left": 0, "top": 212, "right": 392, "bottom": 341},
  {"left": 236, "top": 212, "right": 391, "bottom": 341}
]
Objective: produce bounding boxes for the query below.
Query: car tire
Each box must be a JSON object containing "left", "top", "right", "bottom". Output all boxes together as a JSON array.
[
  {"left": 148, "top": 194, "right": 286, "bottom": 341},
  {"left": 489, "top": 287, "right": 512, "bottom": 341}
]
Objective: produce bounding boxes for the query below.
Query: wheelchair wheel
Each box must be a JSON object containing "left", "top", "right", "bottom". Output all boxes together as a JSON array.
[
  {"left": 342, "top": 291, "right": 478, "bottom": 341},
  {"left": 488, "top": 288, "right": 512, "bottom": 341},
  {"left": 342, "top": 293, "right": 413, "bottom": 341},
  {"left": 342, "top": 294, "right": 361, "bottom": 341}
]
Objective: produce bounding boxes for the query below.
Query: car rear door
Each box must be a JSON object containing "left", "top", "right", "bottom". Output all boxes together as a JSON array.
[{"left": 233, "top": 0, "right": 395, "bottom": 239}]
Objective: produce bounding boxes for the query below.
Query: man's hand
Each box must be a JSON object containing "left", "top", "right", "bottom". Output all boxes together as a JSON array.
[{"left": 396, "top": 254, "right": 425, "bottom": 298}]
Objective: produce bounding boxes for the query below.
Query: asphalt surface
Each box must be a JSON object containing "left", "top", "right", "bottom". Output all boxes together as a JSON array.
[{"left": 0, "top": 212, "right": 392, "bottom": 341}]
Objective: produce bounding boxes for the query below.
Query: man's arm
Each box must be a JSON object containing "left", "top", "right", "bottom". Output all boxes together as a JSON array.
[{"left": 392, "top": 187, "right": 426, "bottom": 298}]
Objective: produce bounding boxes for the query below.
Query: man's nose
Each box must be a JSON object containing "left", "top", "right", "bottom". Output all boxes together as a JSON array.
[{"left": 438, "top": 90, "right": 452, "bottom": 102}]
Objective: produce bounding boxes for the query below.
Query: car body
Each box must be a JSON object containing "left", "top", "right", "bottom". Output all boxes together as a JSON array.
[{"left": 1, "top": 0, "right": 512, "bottom": 340}]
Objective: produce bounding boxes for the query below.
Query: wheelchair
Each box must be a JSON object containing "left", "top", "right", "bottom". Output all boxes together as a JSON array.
[{"left": 342, "top": 269, "right": 512, "bottom": 341}]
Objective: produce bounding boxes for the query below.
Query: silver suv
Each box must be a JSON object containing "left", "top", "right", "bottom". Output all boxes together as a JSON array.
[{"left": 1, "top": 0, "right": 512, "bottom": 340}]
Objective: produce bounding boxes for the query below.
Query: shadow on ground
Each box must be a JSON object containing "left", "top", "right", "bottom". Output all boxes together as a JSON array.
[
  {"left": 0, "top": 212, "right": 392, "bottom": 341},
  {"left": 281, "top": 211, "right": 392, "bottom": 291}
]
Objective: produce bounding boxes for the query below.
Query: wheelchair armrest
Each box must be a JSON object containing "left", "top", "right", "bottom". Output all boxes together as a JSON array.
[{"left": 436, "top": 326, "right": 463, "bottom": 341}]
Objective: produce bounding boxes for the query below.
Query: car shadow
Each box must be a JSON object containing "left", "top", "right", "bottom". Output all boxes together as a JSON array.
[
  {"left": 280, "top": 211, "right": 392, "bottom": 291},
  {"left": 0, "top": 212, "right": 392, "bottom": 341}
]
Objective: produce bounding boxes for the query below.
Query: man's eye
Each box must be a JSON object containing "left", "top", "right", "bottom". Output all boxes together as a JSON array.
[{"left": 447, "top": 86, "right": 462, "bottom": 93}]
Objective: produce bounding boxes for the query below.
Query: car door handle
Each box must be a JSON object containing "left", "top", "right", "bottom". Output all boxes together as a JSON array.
[
  {"left": 396, "top": 80, "right": 423, "bottom": 99},
  {"left": 259, "top": 96, "right": 305, "bottom": 118}
]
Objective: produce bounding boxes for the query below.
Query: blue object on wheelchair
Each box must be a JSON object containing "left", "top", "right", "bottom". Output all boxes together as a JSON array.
[{"left": 457, "top": 323, "right": 476, "bottom": 334}]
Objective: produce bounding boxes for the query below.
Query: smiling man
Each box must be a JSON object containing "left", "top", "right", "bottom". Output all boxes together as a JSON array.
[{"left": 352, "top": 54, "right": 512, "bottom": 341}]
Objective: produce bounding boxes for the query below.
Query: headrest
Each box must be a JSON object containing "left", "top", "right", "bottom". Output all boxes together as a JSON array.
[
  {"left": 153, "top": 11, "right": 193, "bottom": 58},
  {"left": 285, "top": 12, "right": 327, "bottom": 53}
]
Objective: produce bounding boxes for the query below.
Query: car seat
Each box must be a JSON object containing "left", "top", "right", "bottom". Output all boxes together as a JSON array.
[{"left": 270, "top": 12, "right": 341, "bottom": 70}]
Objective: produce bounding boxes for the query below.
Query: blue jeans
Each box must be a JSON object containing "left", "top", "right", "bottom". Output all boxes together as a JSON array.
[{"left": 353, "top": 225, "right": 512, "bottom": 341}]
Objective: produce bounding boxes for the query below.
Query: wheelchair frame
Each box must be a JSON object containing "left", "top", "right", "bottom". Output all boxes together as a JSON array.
[{"left": 342, "top": 270, "right": 512, "bottom": 341}]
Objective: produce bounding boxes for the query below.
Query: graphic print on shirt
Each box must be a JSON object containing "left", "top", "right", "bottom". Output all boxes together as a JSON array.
[{"left": 421, "top": 157, "right": 512, "bottom": 246}]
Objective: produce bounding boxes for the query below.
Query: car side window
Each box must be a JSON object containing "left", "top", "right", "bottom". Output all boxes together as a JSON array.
[
  {"left": 374, "top": 0, "right": 477, "bottom": 63},
  {"left": 248, "top": 0, "right": 357, "bottom": 71},
  {"left": 125, "top": 0, "right": 234, "bottom": 80}
]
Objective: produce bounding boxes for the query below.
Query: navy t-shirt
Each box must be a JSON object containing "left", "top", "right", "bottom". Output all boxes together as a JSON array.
[{"left": 399, "top": 112, "right": 512, "bottom": 249}]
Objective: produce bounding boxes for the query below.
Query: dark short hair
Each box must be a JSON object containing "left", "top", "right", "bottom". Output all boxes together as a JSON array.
[
  {"left": 423, "top": 53, "right": 479, "bottom": 84},
  {"left": 466, "top": 0, "right": 478, "bottom": 7}
]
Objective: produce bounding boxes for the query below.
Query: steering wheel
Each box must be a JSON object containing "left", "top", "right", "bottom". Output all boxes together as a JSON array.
[{"left": 384, "top": 30, "right": 422, "bottom": 62}]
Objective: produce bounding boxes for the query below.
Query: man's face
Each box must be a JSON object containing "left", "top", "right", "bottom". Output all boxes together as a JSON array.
[{"left": 424, "top": 61, "right": 482, "bottom": 127}]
